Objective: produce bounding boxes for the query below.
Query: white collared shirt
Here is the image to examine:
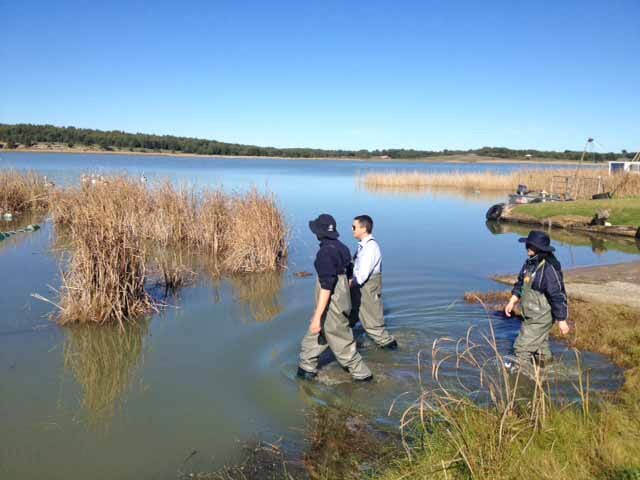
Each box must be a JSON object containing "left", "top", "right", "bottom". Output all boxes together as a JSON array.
[{"left": 353, "top": 235, "right": 382, "bottom": 286}]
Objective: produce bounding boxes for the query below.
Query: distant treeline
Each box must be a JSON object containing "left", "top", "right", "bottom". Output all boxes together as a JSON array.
[{"left": 0, "top": 123, "right": 634, "bottom": 161}]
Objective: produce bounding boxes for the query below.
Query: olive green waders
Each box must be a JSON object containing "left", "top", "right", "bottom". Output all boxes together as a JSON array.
[
  {"left": 514, "top": 260, "right": 553, "bottom": 365},
  {"left": 350, "top": 274, "right": 395, "bottom": 347},
  {"left": 299, "top": 275, "right": 372, "bottom": 380}
]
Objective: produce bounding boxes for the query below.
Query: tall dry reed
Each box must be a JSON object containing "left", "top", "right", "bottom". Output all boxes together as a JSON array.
[
  {"left": 48, "top": 176, "right": 288, "bottom": 325},
  {"left": 222, "top": 189, "right": 289, "bottom": 273},
  {"left": 359, "top": 169, "right": 640, "bottom": 199},
  {"left": 52, "top": 182, "right": 155, "bottom": 326},
  {"left": 0, "top": 169, "right": 51, "bottom": 214}
]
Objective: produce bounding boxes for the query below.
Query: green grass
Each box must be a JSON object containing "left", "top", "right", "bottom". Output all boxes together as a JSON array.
[
  {"left": 513, "top": 198, "right": 640, "bottom": 226},
  {"left": 372, "top": 300, "right": 640, "bottom": 480}
]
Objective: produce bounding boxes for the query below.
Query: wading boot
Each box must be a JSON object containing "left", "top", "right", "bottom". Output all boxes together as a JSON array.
[
  {"left": 353, "top": 374, "right": 373, "bottom": 383},
  {"left": 381, "top": 339, "right": 398, "bottom": 350},
  {"left": 533, "top": 354, "right": 553, "bottom": 369},
  {"left": 296, "top": 367, "right": 317, "bottom": 381}
]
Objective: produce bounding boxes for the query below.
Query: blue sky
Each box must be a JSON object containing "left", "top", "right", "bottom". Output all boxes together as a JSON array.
[{"left": 1, "top": 0, "right": 638, "bottom": 152}]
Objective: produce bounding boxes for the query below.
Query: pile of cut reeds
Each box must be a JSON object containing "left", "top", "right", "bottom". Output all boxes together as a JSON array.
[
  {"left": 0, "top": 169, "right": 51, "bottom": 214},
  {"left": 49, "top": 176, "right": 288, "bottom": 325}
]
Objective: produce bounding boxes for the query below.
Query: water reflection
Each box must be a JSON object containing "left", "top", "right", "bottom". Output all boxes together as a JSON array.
[
  {"left": 486, "top": 221, "right": 640, "bottom": 255},
  {"left": 63, "top": 321, "right": 148, "bottom": 430},
  {"left": 229, "top": 272, "right": 284, "bottom": 322}
]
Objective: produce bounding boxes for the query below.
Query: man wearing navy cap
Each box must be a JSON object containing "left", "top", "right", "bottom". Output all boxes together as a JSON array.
[{"left": 297, "top": 214, "right": 373, "bottom": 382}]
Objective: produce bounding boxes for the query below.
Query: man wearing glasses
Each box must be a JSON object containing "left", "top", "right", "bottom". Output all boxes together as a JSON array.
[{"left": 350, "top": 215, "right": 397, "bottom": 350}]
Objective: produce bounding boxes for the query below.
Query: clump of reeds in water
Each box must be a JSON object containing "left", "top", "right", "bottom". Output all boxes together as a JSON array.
[
  {"left": 0, "top": 169, "right": 51, "bottom": 215},
  {"left": 63, "top": 321, "right": 147, "bottom": 429},
  {"left": 49, "top": 176, "right": 288, "bottom": 325},
  {"left": 53, "top": 180, "right": 155, "bottom": 326},
  {"left": 222, "top": 189, "right": 288, "bottom": 273}
]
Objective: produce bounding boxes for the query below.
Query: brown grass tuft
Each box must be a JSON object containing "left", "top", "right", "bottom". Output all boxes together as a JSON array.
[
  {"left": 359, "top": 169, "right": 640, "bottom": 199},
  {"left": 48, "top": 176, "right": 288, "bottom": 325},
  {"left": 0, "top": 169, "right": 51, "bottom": 214}
]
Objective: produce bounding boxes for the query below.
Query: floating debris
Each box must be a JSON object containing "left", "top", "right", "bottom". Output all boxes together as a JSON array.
[
  {"left": 294, "top": 271, "right": 313, "bottom": 278},
  {"left": 0, "top": 224, "right": 40, "bottom": 241}
]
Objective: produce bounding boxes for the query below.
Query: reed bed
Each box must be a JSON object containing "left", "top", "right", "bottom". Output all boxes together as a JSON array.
[
  {"left": 0, "top": 169, "right": 51, "bottom": 214},
  {"left": 52, "top": 182, "right": 155, "bottom": 327},
  {"left": 359, "top": 169, "right": 640, "bottom": 199},
  {"left": 48, "top": 176, "right": 288, "bottom": 325}
]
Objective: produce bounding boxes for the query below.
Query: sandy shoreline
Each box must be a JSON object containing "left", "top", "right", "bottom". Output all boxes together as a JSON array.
[{"left": 0, "top": 147, "right": 599, "bottom": 166}]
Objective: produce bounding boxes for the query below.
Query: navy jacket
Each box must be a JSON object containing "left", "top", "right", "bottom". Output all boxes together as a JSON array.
[
  {"left": 314, "top": 238, "right": 352, "bottom": 291},
  {"left": 512, "top": 254, "right": 568, "bottom": 321}
]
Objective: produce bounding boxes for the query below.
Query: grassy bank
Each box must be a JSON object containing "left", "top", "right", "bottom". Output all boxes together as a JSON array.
[
  {"left": 359, "top": 170, "right": 640, "bottom": 199},
  {"left": 512, "top": 197, "right": 640, "bottom": 227},
  {"left": 370, "top": 292, "right": 640, "bottom": 480}
]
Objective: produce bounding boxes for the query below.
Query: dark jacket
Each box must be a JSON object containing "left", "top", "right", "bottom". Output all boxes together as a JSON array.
[
  {"left": 315, "top": 238, "right": 352, "bottom": 291},
  {"left": 512, "top": 254, "right": 568, "bottom": 321}
]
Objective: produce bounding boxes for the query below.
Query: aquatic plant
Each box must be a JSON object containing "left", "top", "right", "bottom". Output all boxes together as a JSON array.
[
  {"left": 0, "top": 169, "right": 51, "bottom": 215},
  {"left": 47, "top": 176, "right": 288, "bottom": 324},
  {"left": 359, "top": 169, "right": 640, "bottom": 200},
  {"left": 222, "top": 189, "right": 289, "bottom": 273},
  {"left": 53, "top": 182, "right": 155, "bottom": 326}
]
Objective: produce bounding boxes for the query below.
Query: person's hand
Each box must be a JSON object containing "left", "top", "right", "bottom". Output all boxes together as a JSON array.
[
  {"left": 309, "top": 316, "right": 322, "bottom": 335},
  {"left": 557, "top": 320, "right": 570, "bottom": 335},
  {"left": 505, "top": 297, "right": 518, "bottom": 317}
]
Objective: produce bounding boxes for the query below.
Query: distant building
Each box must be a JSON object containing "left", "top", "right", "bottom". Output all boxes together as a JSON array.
[
  {"left": 524, "top": 154, "right": 533, "bottom": 159},
  {"left": 609, "top": 160, "right": 640, "bottom": 174},
  {"left": 379, "top": 155, "right": 392, "bottom": 160}
]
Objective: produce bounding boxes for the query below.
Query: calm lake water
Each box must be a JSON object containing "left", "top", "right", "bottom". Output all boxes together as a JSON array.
[{"left": 1, "top": 153, "right": 636, "bottom": 479}]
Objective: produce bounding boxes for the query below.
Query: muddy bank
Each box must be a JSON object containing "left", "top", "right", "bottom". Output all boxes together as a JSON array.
[{"left": 492, "top": 260, "right": 640, "bottom": 310}]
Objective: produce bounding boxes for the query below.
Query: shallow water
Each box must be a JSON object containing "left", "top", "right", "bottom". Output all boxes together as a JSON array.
[{"left": 0, "top": 153, "right": 634, "bottom": 479}]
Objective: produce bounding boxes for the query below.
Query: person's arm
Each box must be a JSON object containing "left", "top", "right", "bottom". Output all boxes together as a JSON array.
[
  {"left": 310, "top": 289, "right": 331, "bottom": 334},
  {"left": 543, "top": 265, "right": 570, "bottom": 335},
  {"left": 505, "top": 264, "right": 526, "bottom": 317},
  {"left": 311, "top": 249, "right": 337, "bottom": 333}
]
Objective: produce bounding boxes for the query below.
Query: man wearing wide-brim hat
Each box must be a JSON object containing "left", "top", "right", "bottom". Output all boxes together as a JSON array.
[
  {"left": 297, "top": 214, "right": 373, "bottom": 382},
  {"left": 505, "top": 230, "right": 570, "bottom": 368}
]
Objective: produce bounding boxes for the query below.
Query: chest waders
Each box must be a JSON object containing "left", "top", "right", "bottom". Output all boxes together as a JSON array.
[
  {"left": 513, "top": 260, "right": 554, "bottom": 364},
  {"left": 350, "top": 274, "right": 395, "bottom": 347},
  {"left": 298, "top": 275, "right": 372, "bottom": 380}
]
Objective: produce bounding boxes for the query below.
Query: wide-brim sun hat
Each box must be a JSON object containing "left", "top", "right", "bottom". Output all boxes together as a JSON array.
[
  {"left": 518, "top": 230, "right": 555, "bottom": 252},
  {"left": 309, "top": 213, "right": 339, "bottom": 239}
]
